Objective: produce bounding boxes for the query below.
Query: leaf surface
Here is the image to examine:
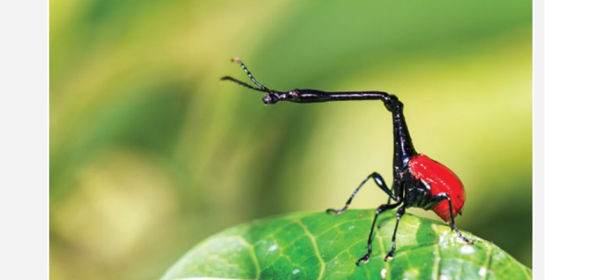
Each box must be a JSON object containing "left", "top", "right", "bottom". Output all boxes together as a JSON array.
[{"left": 161, "top": 210, "right": 531, "bottom": 280}]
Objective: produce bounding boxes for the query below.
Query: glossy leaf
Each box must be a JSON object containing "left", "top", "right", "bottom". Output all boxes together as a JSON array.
[{"left": 161, "top": 210, "right": 531, "bottom": 280}]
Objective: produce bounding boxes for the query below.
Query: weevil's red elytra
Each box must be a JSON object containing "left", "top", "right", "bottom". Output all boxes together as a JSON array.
[{"left": 409, "top": 154, "right": 466, "bottom": 222}]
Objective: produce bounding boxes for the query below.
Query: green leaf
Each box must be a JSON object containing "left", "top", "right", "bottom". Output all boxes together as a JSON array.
[{"left": 160, "top": 210, "right": 531, "bottom": 280}]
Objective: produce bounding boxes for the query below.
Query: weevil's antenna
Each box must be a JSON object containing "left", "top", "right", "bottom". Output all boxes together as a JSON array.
[
  {"left": 220, "top": 76, "right": 269, "bottom": 93},
  {"left": 230, "top": 57, "right": 270, "bottom": 91}
]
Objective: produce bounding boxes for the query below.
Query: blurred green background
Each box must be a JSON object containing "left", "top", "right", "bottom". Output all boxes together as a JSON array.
[{"left": 50, "top": 1, "right": 532, "bottom": 279}]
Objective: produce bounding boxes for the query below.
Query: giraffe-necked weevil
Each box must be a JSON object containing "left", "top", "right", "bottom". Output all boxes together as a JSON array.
[{"left": 221, "top": 58, "right": 473, "bottom": 265}]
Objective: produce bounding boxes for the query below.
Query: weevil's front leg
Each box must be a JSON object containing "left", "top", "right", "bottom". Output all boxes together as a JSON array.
[
  {"left": 327, "top": 172, "right": 397, "bottom": 216},
  {"left": 384, "top": 205, "right": 406, "bottom": 261},
  {"left": 357, "top": 201, "right": 402, "bottom": 265}
]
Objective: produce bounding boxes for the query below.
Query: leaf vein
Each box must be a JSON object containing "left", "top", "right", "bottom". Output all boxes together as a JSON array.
[
  {"left": 375, "top": 229, "right": 391, "bottom": 280},
  {"left": 433, "top": 244, "right": 441, "bottom": 280},
  {"left": 482, "top": 242, "right": 493, "bottom": 280},
  {"left": 236, "top": 236, "right": 261, "bottom": 278},
  {"left": 521, "top": 261, "right": 532, "bottom": 279},
  {"left": 295, "top": 219, "right": 326, "bottom": 280},
  {"left": 313, "top": 217, "right": 372, "bottom": 239},
  {"left": 252, "top": 218, "right": 294, "bottom": 246}
]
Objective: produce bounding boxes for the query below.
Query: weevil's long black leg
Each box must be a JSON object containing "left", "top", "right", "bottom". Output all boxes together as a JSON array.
[
  {"left": 327, "top": 172, "right": 397, "bottom": 216},
  {"left": 430, "top": 193, "right": 473, "bottom": 243},
  {"left": 384, "top": 205, "right": 406, "bottom": 261},
  {"left": 357, "top": 201, "right": 402, "bottom": 265}
]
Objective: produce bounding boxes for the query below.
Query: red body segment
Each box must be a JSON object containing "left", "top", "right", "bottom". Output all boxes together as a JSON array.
[{"left": 409, "top": 154, "right": 465, "bottom": 222}]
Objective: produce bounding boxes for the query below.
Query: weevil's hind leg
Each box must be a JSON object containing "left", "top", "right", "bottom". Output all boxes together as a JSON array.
[
  {"left": 446, "top": 197, "right": 473, "bottom": 244},
  {"left": 384, "top": 205, "right": 406, "bottom": 261},
  {"left": 431, "top": 193, "right": 473, "bottom": 243},
  {"left": 356, "top": 201, "right": 402, "bottom": 265},
  {"left": 327, "top": 172, "right": 397, "bottom": 216}
]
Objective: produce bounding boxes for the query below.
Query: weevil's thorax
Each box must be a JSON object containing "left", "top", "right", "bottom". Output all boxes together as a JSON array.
[
  {"left": 403, "top": 177, "right": 433, "bottom": 210},
  {"left": 408, "top": 154, "right": 466, "bottom": 222}
]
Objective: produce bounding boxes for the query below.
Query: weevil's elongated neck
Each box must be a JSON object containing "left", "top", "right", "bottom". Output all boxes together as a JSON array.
[
  {"left": 393, "top": 109, "right": 418, "bottom": 168},
  {"left": 265, "top": 89, "right": 418, "bottom": 161},
  {"left": 223, "top": 61, "right": 418, "bottom": 161},
  {"left": 289, "top": 90, "right": 390, "bottom": 102},
  {"left": 262, "top": 89, "right": 392, "bottom": 104}
]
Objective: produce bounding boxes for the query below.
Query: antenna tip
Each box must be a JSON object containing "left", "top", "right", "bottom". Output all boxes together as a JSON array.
[{"left": 231, "top": 57, "right": 241, "bottom": 63}]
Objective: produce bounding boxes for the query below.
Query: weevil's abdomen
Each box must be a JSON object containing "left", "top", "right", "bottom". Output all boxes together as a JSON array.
[{"left": 409, "top": 154, "right": 465, "bottom": 222}]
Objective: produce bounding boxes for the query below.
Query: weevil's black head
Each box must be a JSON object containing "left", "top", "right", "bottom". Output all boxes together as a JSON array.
[
  {"left": 262, "top": 92, "right": 280, "bottom": 104},
  {"left": 223, "top": 58, "right": 285, "bottom": 105}
]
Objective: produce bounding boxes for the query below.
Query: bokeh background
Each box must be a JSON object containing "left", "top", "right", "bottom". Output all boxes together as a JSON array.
[{"left": 50, "top": 1, "right": 532, "bottom": 279}]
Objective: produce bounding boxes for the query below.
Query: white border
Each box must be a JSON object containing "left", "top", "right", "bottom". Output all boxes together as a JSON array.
[
  {"left": 0, "top": 1, "right": 49, "bottom": 279},
  {"left": 544, "top": 1, "right": 613, "bottom": 279}
]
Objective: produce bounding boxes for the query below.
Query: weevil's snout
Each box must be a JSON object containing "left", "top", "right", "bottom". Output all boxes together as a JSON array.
[{"left": 262, "top": 92, "right": 279, "bottom": 104}]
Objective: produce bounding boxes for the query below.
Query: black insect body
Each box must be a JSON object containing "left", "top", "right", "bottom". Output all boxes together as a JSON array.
[{"left": 222, "top": 58, "right": 473, "bottom": 265}]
